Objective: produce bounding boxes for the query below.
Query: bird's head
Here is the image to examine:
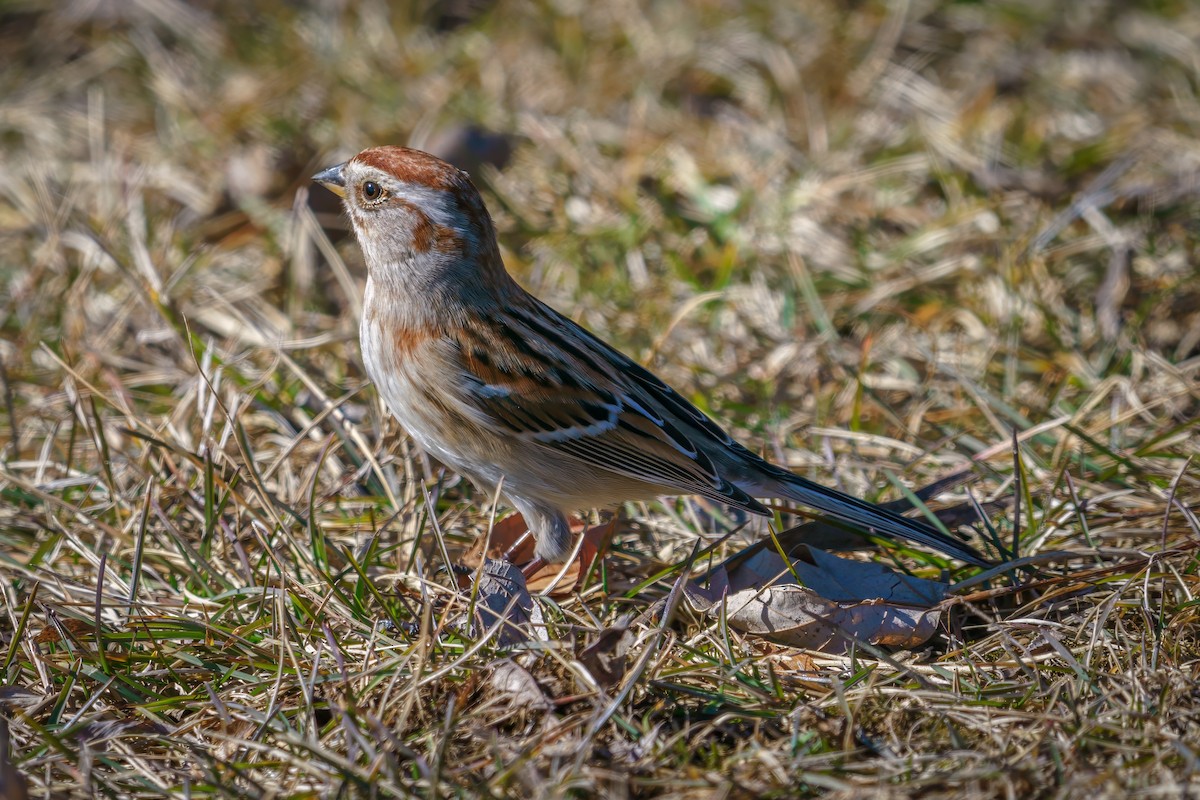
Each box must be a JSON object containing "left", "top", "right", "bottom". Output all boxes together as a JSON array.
[{"left": 313, "top": 146, "right": 509, "bottom": 302}]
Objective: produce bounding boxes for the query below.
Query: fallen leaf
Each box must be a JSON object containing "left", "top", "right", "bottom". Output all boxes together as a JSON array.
[
  {"left": 763, "top": 646, "right": 819, "bottom": 675},
  {"left": 34, "top": 617, "right": 96, "bottom": 645},
  {"left": 721, "top": 548, "right": 794, "bottom": 593},
  {"left": 578, "top": 617, "right": 633, "bottom": 689},
  {"left": 687, "top": 575, "right": 942, "bottom": 653},
  {"left": 461, "top": 559, "right": 546, "bottom": 648},
  {"left": 488, "top": 659, "right": 552, "bottom": 712},
  {"left": 687, "top": 545, "right": 949, "bottom": 653},
  {"left": 718, "top": 544, "right": 948, "bottom": 603},
  {"left": 686, "top": 577, "right": 841, "bottom": 649},
  {"left": 836, "top": 599, "right": 942, "bottom": 647},
  {"left": 792, "top": 546, "right": 948, "bottom": 605}
]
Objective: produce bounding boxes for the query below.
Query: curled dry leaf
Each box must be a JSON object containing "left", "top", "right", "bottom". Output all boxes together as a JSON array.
[
  {"left": 791, "top": 546, "right": 948, "bottom": 605},
  {"left": 687, "top": 577, "right": 943, "bottom": 653},
  {"left": 761, "top": 645, "right": 819, "bottom": 677},
  {"left": 462, "top": 513, "right": 618, "bottom": 596},
  {"left": 34, "top": 617, "right": 97, "bottom": 645},
  {"left": 687, "top": 545, "right": 950, "bottom": 654},
  {"left": 457, "top": 558, "right": 546, "bottom": 648},
  {"left": 577, "top": 617, "right": 633, "bottom": 690},
  {"left": 488, "top": 659, "right": 552, "bottom": 712}
]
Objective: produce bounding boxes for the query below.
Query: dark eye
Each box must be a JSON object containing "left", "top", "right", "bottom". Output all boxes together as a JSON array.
[{"left": 361, "top": 181, "right": 384, "bottom": 201}]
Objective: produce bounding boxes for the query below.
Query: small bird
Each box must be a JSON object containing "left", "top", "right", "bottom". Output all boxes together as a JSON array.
[{"left": 313, "top": 147, "right": 989, "bottom": 569}]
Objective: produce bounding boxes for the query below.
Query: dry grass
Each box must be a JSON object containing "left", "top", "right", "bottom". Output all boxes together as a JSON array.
[{"left": 2, "top": 0, "right": 1199, "bottom": 797}]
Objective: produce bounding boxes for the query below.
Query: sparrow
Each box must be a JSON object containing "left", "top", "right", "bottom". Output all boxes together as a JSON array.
[{"left": 313, "top": 146, "right": 990, "bottom": 569}]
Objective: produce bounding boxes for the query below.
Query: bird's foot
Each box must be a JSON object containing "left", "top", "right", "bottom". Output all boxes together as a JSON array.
[{"left": 520, "top": 557, "right": 548, "bottom": 580}]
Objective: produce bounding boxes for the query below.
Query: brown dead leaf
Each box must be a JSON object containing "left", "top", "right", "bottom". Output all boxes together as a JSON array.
[
  {"left": 463, "top": 513, "right": 618, "bottom": 596},
  {"left": 687, "top": 575, "right": 942, "bottom": 653},
  {"left": 791, "top": 546, "right": 948, "bottom": 605},
  {"left": 578, "top": 618, "right": 633, "bottom": 689},
  {"left": 34, "top": 617, "right": 96, "bottom": 645},
  {"left": 837, "top": 599, "right": 942, "bottom": 647},
  {"left": 687, "top": 545, "right": 949, "bottom": 653},
  {"left": 488, "top": 659, "right": 552, "bottom": 712},
  {"left": 687, "top": 578, "right": 840, "bottom": 649},
  {"left": 716, "top": 545, "right": 948, "bottom": 604},
  {"left": 762, "top": 645, "right": 819, "bottom": 676}
]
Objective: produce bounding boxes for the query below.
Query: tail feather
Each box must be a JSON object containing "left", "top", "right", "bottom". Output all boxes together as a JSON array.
[{"left": 763, "top": 471, "right": 992, "bottom": 567}]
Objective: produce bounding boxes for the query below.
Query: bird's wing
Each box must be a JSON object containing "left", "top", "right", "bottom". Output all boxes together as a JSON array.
[
  {"left": 446, "top": 297, "right": 991, "bottom": 567},
  {"left": 445, "top": 298, "right": 769, "bottom": 514}
]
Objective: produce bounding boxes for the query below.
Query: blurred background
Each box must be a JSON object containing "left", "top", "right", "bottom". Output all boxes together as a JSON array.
[
  {"left": 5, "top": 0, "right": 1198, "bottom": 435},
  {"left": 2, "top": 1, "right": 1199, "bottom": 796}
]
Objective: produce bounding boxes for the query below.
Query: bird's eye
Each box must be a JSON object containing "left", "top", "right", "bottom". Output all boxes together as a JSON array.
[{"left": 361, "top": 181, "right": 385, "bottom": 202}]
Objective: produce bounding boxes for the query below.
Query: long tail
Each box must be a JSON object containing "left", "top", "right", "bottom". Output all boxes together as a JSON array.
[{"left": 761, "top": 470, "right": 992, "bottom": 567}]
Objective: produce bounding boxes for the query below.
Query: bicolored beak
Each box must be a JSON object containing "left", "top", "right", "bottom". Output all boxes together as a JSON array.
[{"left": 312, "top": 162, "right": 347, "bottom": 198}]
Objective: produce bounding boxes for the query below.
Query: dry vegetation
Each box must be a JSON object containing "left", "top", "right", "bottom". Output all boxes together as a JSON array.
[{"left": 2, "top": 0, "right": 1200, "bottom": 797}]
